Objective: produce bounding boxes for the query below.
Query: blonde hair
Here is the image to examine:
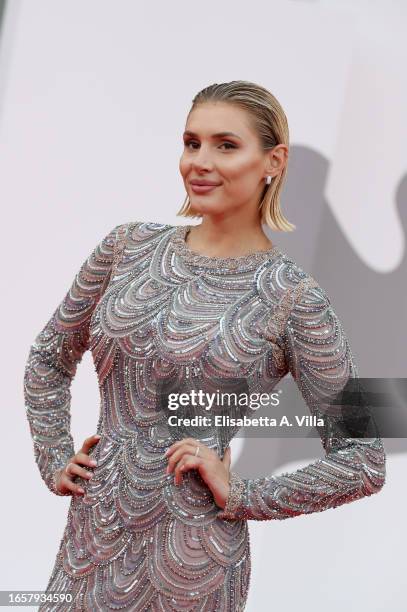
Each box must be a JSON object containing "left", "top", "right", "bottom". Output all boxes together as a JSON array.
[{"left": 177, "top": 80, "right": 295, "bottom": 232}]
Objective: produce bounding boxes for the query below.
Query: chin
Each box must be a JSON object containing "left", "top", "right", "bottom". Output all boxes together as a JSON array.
[{"left": 191, "top": 205, "right": 221, "bottom": 217}]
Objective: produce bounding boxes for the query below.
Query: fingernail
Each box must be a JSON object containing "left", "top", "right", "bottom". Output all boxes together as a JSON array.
[
  {"left": 86, "top": 472, "right": 93, "bottom": 478},
  {"left": 90, "top": 460, "right": 97, "bottom": 466},
  {"left": 95, "top": 434, "right": 101, "bottom": 439},
  {"left": 78, "top": 488, "right": 85, "bottom": 494},
  {"left": 164, "top": 449, "right": 170, "bottom": 456}
]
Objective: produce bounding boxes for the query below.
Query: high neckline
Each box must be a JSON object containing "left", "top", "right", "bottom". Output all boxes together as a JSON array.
[{"left": 170, "top": 224, "right": 282, "bottom": 270}]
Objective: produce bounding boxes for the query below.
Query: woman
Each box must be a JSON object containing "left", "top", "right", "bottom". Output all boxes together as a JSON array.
[{"left": 24, "top": 80, "right": 386, "bottom": 611}]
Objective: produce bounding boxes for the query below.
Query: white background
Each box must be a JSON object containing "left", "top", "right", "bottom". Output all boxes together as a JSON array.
[{"left": 0, "top": 1, "right": 405, "bottom": 610}]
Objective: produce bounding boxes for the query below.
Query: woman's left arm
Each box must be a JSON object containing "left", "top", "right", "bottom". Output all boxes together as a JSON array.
[{"left": 218, "top": 280, "right": 386, "bottom": 521}]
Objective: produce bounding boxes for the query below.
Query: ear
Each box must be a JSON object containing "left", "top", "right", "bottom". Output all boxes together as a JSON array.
[{"left": 265, "top": 144, "right": 288, "bottom": 176}]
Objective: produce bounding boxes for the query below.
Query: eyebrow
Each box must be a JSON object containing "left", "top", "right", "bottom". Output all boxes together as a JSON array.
[{"left": 183, "top": 130, "right": 242, "bottom": 141}]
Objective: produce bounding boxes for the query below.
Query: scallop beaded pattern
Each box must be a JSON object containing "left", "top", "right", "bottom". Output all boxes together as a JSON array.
[{"left": 23, "top": 221, "right": 386, "bottom": 610}]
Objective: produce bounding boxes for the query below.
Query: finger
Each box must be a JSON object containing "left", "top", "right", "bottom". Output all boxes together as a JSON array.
[
  {"left": 53, "top": 468, "right": 71, "bottom": 496},
  {"left": 75, "top": 451, "right": 98, "bottom": 468},
  {"left": 59, "top": 471, "right": 85, "bottom": 495},
  {"left": 80, "top": 434, "right": 102, "bottom": 454},
  {"left": 166, "top": 444, "right": 199, "bottom": 474},
  {"left": 168, "top": 442, "right": 207, "bottom": 471},
  {"left": 174, "top": 456, "right": 200, "bottom": 486},
  {"left": 165, "top": 438, "right": 198, "bottom": 457},
  {"left": 65, "top": 462, "right": 93, "bottom": 481},
  {"left": 222, "top": 447, "right": 231, "bottom": 471}
]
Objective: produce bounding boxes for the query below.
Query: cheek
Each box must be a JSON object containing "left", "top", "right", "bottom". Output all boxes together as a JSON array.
[
  {"left": 179, "top": 156, "right": 187, "bottom": 175},
  {"left": 223, "top": 154, "right": 261, "bottom": 185}
]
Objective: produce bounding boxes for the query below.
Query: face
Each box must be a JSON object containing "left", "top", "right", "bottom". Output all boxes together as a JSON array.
[{"left": 179, "top": 102, "right": 287, "bottom": 219}]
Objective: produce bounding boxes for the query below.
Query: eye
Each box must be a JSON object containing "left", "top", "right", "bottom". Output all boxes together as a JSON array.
[
  {"left": 184, "top": 140, "right": 199, "bottom": 150},
  {"left": 183, "top": 140, "right": 237, "bottom": 151},
  {"left": 219, "top": 142, "right": 237, "bottom": 150}
]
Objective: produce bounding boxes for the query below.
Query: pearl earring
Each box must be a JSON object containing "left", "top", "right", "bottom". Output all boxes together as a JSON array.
[{"left": 265, "top": 175, "right": 272, "bottom": 185}]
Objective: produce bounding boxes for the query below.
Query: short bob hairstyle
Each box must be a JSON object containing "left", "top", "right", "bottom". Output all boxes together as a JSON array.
[{"left": 177, "top": 80, "right": 295, "bottom": 232}]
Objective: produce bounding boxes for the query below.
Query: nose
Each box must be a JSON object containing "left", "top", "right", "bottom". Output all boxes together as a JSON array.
[{"left": 189, "top": 145, "right": 214, "bottom": 171}]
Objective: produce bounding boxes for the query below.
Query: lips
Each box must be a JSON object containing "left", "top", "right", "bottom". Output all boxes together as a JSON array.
[
  {"left": 190, "top": 181, "right": 221, "bottom": 186},
  {"left": 190, "top": 183, "right": 219, "bottom": 194}
]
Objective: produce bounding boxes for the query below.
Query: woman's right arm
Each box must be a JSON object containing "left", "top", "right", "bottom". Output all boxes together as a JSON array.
[{"left": 23, "top": 222, "right": 125, "bottom": 495}]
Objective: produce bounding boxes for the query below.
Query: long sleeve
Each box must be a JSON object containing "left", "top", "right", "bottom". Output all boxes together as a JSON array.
[
  {"left": 23, "top": 222, "right": 125, "bottom": 495},
  {"left": 218, "top": 278, "right": 386, "bottom": 521}
]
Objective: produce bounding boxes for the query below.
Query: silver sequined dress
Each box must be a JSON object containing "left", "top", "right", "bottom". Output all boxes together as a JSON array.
[{"left": 23, "top": 221, "right": 386, "bottom": 611}]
